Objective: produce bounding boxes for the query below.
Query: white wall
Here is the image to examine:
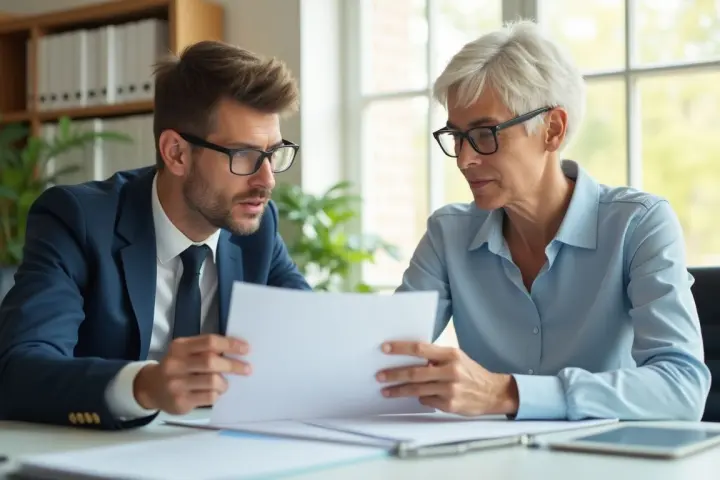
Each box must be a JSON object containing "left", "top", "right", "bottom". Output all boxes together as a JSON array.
[{"left": 0, "top": 0, "right": 345, "bottom": 194}]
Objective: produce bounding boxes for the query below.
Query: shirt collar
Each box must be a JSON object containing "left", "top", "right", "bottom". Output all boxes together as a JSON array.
[
  {"left": 151, "top": 173, "right": 221, "bottom": 265},
  {"left": 468, "top": 159, "right": 599, "bottom": 252},
  {"left": 468, "top": 208, "right": 505, "bottom": 254},
  {"left": 553, "top": 160, "right": 599, "bottom": 249}
]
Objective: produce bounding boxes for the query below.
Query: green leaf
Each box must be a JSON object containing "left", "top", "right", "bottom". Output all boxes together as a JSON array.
[
  {"left": 8, "top": 241, "right": 23, "bottom": 263},
  {"left": 353, "top": 282, "right": 376, "bottom": 293},
  {"left": 0, "top": 122, "right": 29, "bottom": 148},
  {"left": 2, "top": 168, "right": 25, "bottom": 191},
  {"left": 0, "top": 185, "right": 18, "bottom": 201},
  {"left": 44, "top": 165, "right": 82, "bottom": 185},
  {"left": 57, "top": 116, "right": 72, "bottom": 142},
  {"left": 18, "top": 190, "right": 39, "bottom": 212},
  {"left": 21, "top": 136, "right": 45, "bottom": 168}
]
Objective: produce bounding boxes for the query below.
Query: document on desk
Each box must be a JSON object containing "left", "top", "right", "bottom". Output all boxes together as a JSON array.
[
  {"left": 168, "top": 413, "right": 617, "bottom": 453},
  {"left": 306, "top": 412, "right": 619, "bottom": 448},
  {"left": 16, "top": 430, "right": 387, "bottom": 480},
  {"left": 211, "top": 282, "right": 438, "bottom": 424}
]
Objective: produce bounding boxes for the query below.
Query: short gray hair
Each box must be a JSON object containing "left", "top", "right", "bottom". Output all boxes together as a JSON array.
[{"left": 433, "top": 20, "right": 586, "bottom": 149}]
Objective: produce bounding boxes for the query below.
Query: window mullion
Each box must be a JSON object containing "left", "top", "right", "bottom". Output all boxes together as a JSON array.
[
  {"left": 625, "top": 0, "right": 641, "bottom": 189},
  {"left": 342, "top": 0, "right": 365, "bottom": 289},
  {"left": 503, "top": 0, "right": 537, "bottom": 23},
  {"left": 426, "top": 0, "right": 443, "bottom": 213}
]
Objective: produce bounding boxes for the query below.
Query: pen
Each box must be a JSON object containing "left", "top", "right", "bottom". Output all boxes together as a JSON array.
[{"left": 393, "top": 434, "right": 530, "bottom": 459}]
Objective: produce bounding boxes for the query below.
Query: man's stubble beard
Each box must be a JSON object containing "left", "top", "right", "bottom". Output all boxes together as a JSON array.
[{"left": 183, "top": 164, "right": 268, "bottom": 236}]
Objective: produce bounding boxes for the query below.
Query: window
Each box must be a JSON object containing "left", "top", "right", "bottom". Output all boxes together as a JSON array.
[
  {"left": 539, "top": 0, "right": 720, "bottom": 265},
  {"left": 349, "top": 0, "right": 503, "bottom": 289},
  {"left": 346, "top": 0, "right": 720, "bottom": 296}
]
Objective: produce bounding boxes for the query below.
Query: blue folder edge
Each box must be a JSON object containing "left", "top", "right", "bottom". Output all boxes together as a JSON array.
[{"left": 218, "top": 430, "right": 389, "bottom": 479}]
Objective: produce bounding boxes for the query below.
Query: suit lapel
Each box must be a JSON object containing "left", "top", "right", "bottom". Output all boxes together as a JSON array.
[
  {"left": 216, "top": 230, "right": 243, "bottom": 334},
  {"left": 116, "top": 170, "right": 157, "bottom": 360}
]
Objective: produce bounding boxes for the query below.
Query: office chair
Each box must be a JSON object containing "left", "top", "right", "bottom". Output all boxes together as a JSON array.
[{"left": 689, "top": 266, "right": 720, "bottom": 422}]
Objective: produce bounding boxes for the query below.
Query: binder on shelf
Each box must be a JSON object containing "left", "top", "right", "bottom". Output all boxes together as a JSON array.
[{"left": 85, "top": 28, "right": 99, "bottom": 106}]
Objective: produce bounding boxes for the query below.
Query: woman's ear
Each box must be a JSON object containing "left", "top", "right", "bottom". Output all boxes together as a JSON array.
[{"left": 544, "top": 108, "right": 568, "bottom": 153}]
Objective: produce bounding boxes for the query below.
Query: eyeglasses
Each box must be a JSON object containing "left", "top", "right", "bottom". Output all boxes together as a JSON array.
[
  {"left": 178, "top": 132, "right": 299, "bottom": 176},
  {"left": 432, "top": 106, "right": 553, "bottom": 157}
]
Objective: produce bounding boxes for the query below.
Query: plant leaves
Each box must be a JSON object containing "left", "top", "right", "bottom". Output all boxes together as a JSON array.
[
  {"left": 273, "top": 179, "right": 400, "bottom": 292},
  {"left": 0, "top": 122, "right": 29, "bottom": 148},
  {"left": 0, "top": 186, "right": 18, "bottom": 201},
  {"left": 8, "top": 241, "right": 23, "bottom": 263},
  {"left": 0, "top": 116, "right": 131, "bottom": 265}
]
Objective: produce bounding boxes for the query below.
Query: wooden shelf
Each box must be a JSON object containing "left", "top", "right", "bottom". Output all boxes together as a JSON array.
[
  {"left": 0, "top": 0, "right": 223, "bottom": 134},
  {"left": 38, "top": 100, "right": 155, "bottom": 123},
  {"left": 0, "top": 101, "right": 156, "bottom": 126},
  {"left": 0, "top": 111, "right": 32, "bottom": 124}
]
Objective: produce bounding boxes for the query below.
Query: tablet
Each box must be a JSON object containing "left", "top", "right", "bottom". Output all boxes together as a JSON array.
[{"left": 541, "top": 424, "right": 720, "bottom": 459}]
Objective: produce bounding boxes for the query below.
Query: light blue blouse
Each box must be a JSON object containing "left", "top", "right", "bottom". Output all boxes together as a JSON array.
[{"left": 397, "top": 160, "right": 710, "bottom": 420}]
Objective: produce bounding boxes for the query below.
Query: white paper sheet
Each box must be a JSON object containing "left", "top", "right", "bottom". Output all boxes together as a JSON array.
[
  {"left": 17, "top": 431, "right": 386, "bottom": 480},
  {"left": 212, "top": 283, "right": 438, "bottom": 424},
  {"left": 308, "top": 412, "right": 618, "bottom": 447},
  {"left": 166, "top": 418, "right": 396, "bottom": 448}
]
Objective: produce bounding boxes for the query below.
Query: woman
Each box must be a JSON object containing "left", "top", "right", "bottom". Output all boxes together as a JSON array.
[{"left": 376, "top": 20, "right": 710, "bottom": 421}]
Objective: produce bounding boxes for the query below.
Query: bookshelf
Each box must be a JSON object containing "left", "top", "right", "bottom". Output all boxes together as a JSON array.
[{"left": 0, "top": 0, "right": 224, "bottom": 135}]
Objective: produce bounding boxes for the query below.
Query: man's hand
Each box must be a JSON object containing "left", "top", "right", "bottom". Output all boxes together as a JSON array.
[
  {"left": 133, "top": 334, "right": 250, "bottom": 414},
  {"left": 377, "top": 341, "right": 519, "bottom": 416}
]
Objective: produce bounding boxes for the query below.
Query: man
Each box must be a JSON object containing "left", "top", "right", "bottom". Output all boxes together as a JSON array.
[
  {"left": 0, "top": 41, "right": 310, "bottom": 430},
  {"left": 377, "top": 21, "right": 710, "bottom": 421}
]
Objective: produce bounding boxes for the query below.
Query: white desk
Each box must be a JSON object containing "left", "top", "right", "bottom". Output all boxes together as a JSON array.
[{"left": 2, "top": 412, "right": 720, "bottom": 480}]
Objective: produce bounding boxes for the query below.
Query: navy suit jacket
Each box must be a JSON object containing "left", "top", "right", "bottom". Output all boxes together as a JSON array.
[{"left": 0, "top": 167, "right": 310, "bottom": 429}]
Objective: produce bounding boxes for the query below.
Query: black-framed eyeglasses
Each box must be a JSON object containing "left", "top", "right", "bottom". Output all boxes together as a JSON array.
[
  {"left": 178, "top": 132, "right": 299, "bottom": 176},
  {"left": 432, "top": 106, "right": 553, "bottom": 157}
]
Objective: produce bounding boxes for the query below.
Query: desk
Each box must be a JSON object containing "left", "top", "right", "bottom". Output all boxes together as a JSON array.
[{"left": 2, "top": 413, "right": 720, "bottom": 480}]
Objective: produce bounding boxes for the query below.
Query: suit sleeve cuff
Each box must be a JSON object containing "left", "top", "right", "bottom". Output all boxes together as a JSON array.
[
  {"left": 512, "top": 374, "right": 567, "bottom": 420},
  {"left": 104, "top": 360, "right": 159, "bottom": 420}
]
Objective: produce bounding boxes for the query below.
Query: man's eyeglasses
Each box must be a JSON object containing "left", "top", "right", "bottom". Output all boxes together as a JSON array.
[
  {"left": 432, "top": 106, "right": 552, "bottom": 157},
  {"left": 178, "top": 132, "right": 299, "bottom": 176}
]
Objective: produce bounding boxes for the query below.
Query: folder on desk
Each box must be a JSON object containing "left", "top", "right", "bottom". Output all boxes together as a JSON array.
[
  {"left": 167, "top": 413, "right": 618, "bottom": 458},
  {"left": 14, "top": 430, "right": 387, "bottom": 480}
]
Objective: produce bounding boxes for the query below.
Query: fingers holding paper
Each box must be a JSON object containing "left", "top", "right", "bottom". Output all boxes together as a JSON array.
[
  {"left": 377, "top": 341, "right": 520, "bottom": 417},
  {"left": 134, "top": 334, "right": 252, "bottom": 414}
]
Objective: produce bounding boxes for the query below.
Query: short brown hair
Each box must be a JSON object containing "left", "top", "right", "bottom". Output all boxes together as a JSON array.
[{"left": 152, "top": 40, "right": 299, "bottom": 167}]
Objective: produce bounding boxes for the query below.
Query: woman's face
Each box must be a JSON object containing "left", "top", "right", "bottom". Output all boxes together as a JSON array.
[{"left": 444, "top": 87, "right": 552, "bottom": 211}]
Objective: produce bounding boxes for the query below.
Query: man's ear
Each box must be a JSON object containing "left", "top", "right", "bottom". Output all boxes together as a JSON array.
[
  {"left": 544, "top": 108, "right": 568, "bottom": 153},
  {"left": 158, "top": 130, "right": 190, "bottom": 175}
]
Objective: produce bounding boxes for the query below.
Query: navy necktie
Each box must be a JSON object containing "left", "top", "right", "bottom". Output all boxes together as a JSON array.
[{"left": 173, "top": 245, "right": 209, "bottom": 339}]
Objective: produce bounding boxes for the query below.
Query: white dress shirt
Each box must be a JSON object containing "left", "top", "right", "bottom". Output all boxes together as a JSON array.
[{"left": 105, "top": 173, "right": 221, "bottom": 419}]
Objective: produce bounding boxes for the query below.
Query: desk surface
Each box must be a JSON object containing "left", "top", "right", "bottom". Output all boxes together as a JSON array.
[{"left": 2, "top": 412, "right": 720, "bottom": 480}]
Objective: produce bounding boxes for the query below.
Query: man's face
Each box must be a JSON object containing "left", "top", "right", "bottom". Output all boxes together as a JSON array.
[
  {"left": 183, "top": 99, "right": 281, "bottom": 235},
  {"left": 445, "top": 87, "right": 547, "bottom": 211}
]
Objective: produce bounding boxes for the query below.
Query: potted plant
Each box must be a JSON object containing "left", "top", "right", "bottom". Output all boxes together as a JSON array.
[
  {"left": 0, "top": 116, "right": 131, "bottom": 301},
  {"left": 273, "top": 180, "right": 400, "bottom": 292}
]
